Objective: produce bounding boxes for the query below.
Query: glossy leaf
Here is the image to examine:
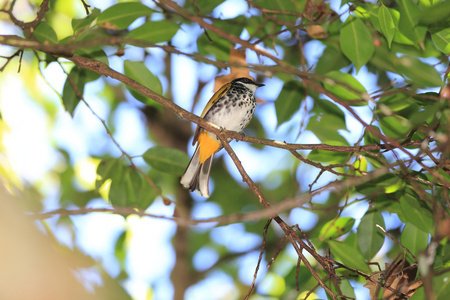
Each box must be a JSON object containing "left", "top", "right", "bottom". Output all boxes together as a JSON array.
[
  {"left": 329, "top": 235, "right": 371, "bottom": 273},
  {"left": 97, "top": 2, "right": 153, "bottom": 30},
  {"left": 364, "top": 125, "right": 381, "bottom": 145},
  {"left": 339, "top": 280, "right": 356, "bottom": 298},
  {"left": 109, "top": 166, "right": 156, "bottom": 210},
  {"left": 319, "top": 217, "right": 355, "bottom": 241},
  {"left": 143, "top": 147, "right": 190, "bottom": 176},
  {"left": 33, "top": 22, "right": 58, "bottom": 44},
  {"left": 72, "top": 8, "right": 101, "bottom": 33},
  {"left": 96, "top": 158, "right": 124, "bottom": 190},
  {"left": 378, "top": 5, "right": 396, "bottom": 48},
  {"left": 355, "top": 173, "right": 400, "bottom": 195},
  {"left": 62, "top": 66, "right": 87, "bottom": 115},
  {"left": 376, "top": 92, "right": 419, "bottom": 118},
  {"left": 307, "top": 150, "right": 350, "bottom": 164},
  {"left": 432, "top": 29, "right": 450, "bottom": 54},
  {"left": 253, "top": 0, "right": 300, "bottom": 22},
  {"left": 323, "top": 71, "right": 368, "bottom": 102},
  {"left": 434, "top": 273, "right": 450, "bottom": 299},
  {"left": 385, "top": 8, "right": 415, "bottom": 46},
  {"left": 123, "top": 61, "right": 162, "bottom": 105},
  {"left": 400, "top": 193, "right": 434, "bottom": 234},
  {"left": 400, "top": 223, "right": 429, "bottom": 257},
  {"left": 128, "top": 21, "right": 179, "bottom": 44},
  {"left": 397, "top": 0, "right": 426, "bottom": 44},
  {"left": 396, "top": 56, "right": 443, "bottom": 87},
  {"left": 307, "top": 98, "right": 347, "bottom": 145},
  {"left": 419, "top": 1, "right": 450, "bottom": 24},
  {"left": 307, "top": 117, "right": 349, "bottom": 146},
  {"left": 315, "top": 44, "right": 350, "bottom": 74},
  {"left": 197, "top": 17, "right": 245, "bottom": 61},
  {"left": 340, "top": 16, "right": 374, "bottom": 71},
  {"left": 357, "top": 210, "right": 385, "bottom": 258},
  {"left": 275, "top": 81, "right": 303, "bottom": 127},
  {"left": 379, "top": 115, "right": 412, "bottom": 139},
  {"left": 185, "top": 0, "right": 223, "bottom": 15}
]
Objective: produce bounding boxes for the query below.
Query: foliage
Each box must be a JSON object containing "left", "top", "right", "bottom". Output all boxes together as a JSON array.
[{"left": 0, "top": 0, "right": 449, "bottom": 299}]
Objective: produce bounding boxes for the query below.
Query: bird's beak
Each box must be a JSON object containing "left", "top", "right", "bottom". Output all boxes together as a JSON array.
[{"left": 256, "top": 83, "right": 265, "bottom": 87}]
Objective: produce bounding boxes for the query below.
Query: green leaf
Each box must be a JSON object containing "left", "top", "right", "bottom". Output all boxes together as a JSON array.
[
  {"left": 197, "top": 32, "right": 230, "bottom": 61},
  {"left": 319, "top": 217, "right": 355, "bottom": 241},
  {"left": 400, "top": 223, "right": 429, "bottom": 258},
  {"left": 143, "top": 147, "right": 190, "bottom": 176},
  {"left": 395, "top": 56, "right": 443, "bottom": 87},
  {"left": 378, "top": 5, "right": 396, "bottom": 48},
  {"left": 315, "top": 44, "right": 351, "bottom": 74},
  {"left": 339, "top": 280, "right": 356, "bottom": 298},
  {"left": 185, "top": 0, "right": 223, "bottom": 15},
  {"left": 62, "top": 66, "right": 87, "bottom": 115},
  {"left": 432, "top": 29, "right": 450, "bottom": 54},
  {"left": 357, "top": 210, "right": 385, "bottom": 259},
  {"left": 355, "top": 173, "right": 400, "bottom": 195},
  {"left": 123, "top": 61, "right": 162, "bottom": 105},
  {"left": 72, "top": 8, "right": 101, "bottom": 33},
  {"left": 400, "top": 192, "right": 434, "bottom": 234},
  {"left": 253, "top": 0, "right": 302, "bottom": 22},
  {"left": 434, "top": 272, "right": 450, "bottom": 300},
  {"left": 379, "top": 115, "right": 412, "bottom": 140},
  {"left": 340, "top": 16, "right": 375, "bottom": 71},
  {"left": 196, "top": 17, "right": 245, "bottom": 61},
  {"left": 307, "top": 99, "right": 348, "bottom": 145},
  {"left": 108, "top": 165, "right": 127, "bottom": 207},
  {"left": 323, "top": 71, "right": 368, "bottom": 102},
  {"left": 96, "top": 158, "right": 124, "bottom": 190},
  {"left": 97, "top": 2, "right": 153, "bottom": 30},
  {"left": 33, "top": 22, "right": 58, "bottom": 44},
  {"left": 397, "top": 0, "right": 426, "bottom": 44},
  {"left": 122, "top": 167, "right": 140, "bottom": 207},
  {"left": 307, "top": 109, "right": 349, "bottom": 147},
  {"left": 109, "top": 166, "right": 156, "bottom": 210},
  {"left": 275, "top": 81, "right": 303, "bottom": 127},
  {"left": 114, "top": 230, "right": 127, "bottom": 268},
  {"left": 419, "top": 1, "right": 450, "bottom": 24},
  {"left": 127, "top": 21, "right": 179, "bottom": 44},
  {"left": 307, "top": 150, "right": 350, "bottom": 164},
  {"left": 329, "top": 235, "right": 371, "bottom": 273},
  {"left": 364, "top": 125, "right": 381, "bottom": 145},
  {"left": 376, "top": 91, "right": 419, "bottom": 119},
  {"left": 389, "top": 8, "right": 415, "bottom": 46}
]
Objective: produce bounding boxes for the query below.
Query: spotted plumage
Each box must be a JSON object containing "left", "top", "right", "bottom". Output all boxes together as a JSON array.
[{"left": 180, "top": 77, "right": 264, "bottom": 197}]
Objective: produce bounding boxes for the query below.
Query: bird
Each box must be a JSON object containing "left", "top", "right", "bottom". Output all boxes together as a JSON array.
[{"left": 180, "top": 77, "right": 265, "bottom": 197}]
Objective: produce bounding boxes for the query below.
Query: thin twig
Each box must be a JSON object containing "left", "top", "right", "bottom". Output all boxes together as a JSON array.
[
  {"left": 244, "top": 218, "right": 272, "bottom": 300},
  {"left": 376, "top": 225, "right": 418, "bottom": 261}
]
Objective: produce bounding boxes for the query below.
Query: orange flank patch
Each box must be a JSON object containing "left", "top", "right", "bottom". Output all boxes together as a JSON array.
[{"left": 198, "top": 132, "right": 221, "bottom": 163}]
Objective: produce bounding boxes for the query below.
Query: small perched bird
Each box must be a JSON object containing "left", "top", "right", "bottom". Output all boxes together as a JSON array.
[{"left": 180, "top": 77, "right": 265, "bottom": 197}]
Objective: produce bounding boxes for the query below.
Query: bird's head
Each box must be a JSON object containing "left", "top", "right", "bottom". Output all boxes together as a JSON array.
[{"left": 231, "top": 77, "right": 265, "bottom": 92}]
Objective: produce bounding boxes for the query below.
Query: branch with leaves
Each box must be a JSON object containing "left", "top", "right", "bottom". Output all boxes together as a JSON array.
[{"left": 1, "top": 0, "right": 449, "bottom": 299}]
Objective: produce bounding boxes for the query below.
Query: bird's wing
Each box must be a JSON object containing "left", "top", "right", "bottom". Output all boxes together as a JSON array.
[{"left": 192, "top": 82, "right": 231, "bottom": 145}]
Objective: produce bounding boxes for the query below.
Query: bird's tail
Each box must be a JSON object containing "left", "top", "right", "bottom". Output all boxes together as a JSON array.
[{"left": 180, "top": 146, "right": 214, "bottom": 197}]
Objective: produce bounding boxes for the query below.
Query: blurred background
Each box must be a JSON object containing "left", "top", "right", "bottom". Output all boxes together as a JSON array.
[{"left": 1, "top": 0, "right": 448, "bottom": 299}]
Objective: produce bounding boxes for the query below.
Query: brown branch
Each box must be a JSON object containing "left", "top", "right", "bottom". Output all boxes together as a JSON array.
[
  {"left": 34, "top": 165, "right": 394, "bottom": 227},
  {"left": 79, "top": 0, "right": 91, "bottom": 15},
  {"left": 216, "top": 133, "right": 341, "bottom": 298},
  {"left": 244, "top": 219, "right": 272, "bottom": 300}
]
